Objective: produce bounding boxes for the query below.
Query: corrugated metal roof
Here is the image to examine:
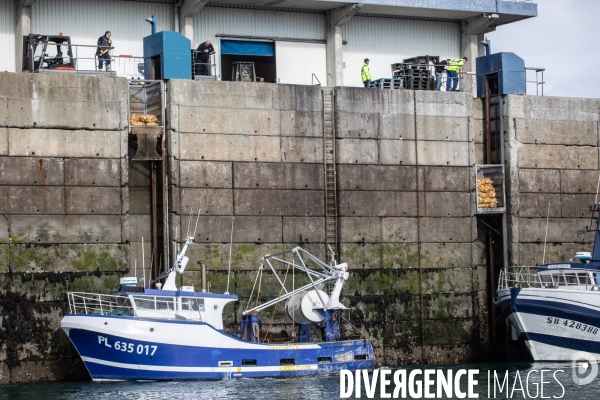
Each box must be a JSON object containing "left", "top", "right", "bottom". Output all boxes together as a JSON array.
[
  {"left": 343, "top": 15, "right": 460, "bottom": 87},
  {"left": 0, "top": 1, "right": 16, "bottom": 72}
]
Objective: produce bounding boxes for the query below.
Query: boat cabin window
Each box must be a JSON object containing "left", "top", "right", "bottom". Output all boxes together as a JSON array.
[
  {"left": 563, "top": 273, "right": 579, "bottom": 285},
  {"left": 280, "top": 358, "right": 295, "bottom": 365},
  {"left": 578, "top": 273, "right": 591, "bottom": 285},
  {"left": 133, "top": 296, "right": 175, "bottom": 310},
  {"left": 181, "top": 297, "right": 204, "bottom": 312},
  {"left": 242, "top": 359, "right": 257, "bottom": 366},
  {"left": 155, "top": 296, "right": 175, "bottom": 310}
]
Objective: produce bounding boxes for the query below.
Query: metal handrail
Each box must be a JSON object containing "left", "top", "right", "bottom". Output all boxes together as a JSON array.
[
  {"left": 67, "top": 292, "right": 134, "bottom": 315},
  {"left": 312, "top": 73, "right": 321, "bottom": 86},
  {"left": 525, "top": 67, "right": 545, "bottom": 96},
  {"left": 28, "top": 41, "right": 144, "bottom": 78},
  {"left": 192, "top": 50, "right": 217, "bottom": 80},
  {"left": 67, "top": 291, "right": 205, "bottom": 321},
  {"left": 498, "top": 266, "right": 600, "bottom": 290}
]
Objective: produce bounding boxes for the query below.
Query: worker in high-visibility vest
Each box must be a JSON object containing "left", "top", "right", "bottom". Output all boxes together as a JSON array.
[
  {"left": 446, "top": 57, "right": 467, "bottom": 92},
  {"left": 361, "top": 58, "right": 372, "bottom": 88}
]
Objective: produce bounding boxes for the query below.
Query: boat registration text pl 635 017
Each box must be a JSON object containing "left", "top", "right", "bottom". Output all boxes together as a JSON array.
[{"left": 98, "top": 335, "right": 158, "bottom": 355}]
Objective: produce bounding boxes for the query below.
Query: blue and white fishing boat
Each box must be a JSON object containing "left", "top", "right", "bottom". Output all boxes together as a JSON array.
[
  {"left": 61, "top": 236, "right": 374, "bottom": 381},
  {"left": 495, "top": 203, "right": 600, "bottom": 361}
]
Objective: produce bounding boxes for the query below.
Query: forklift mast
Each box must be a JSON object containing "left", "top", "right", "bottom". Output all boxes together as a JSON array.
[{"left": 24, "top": 34, "right": 76, "bottom": 72}]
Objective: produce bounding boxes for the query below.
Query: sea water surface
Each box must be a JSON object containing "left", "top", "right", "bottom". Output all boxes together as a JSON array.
[{"left": 1, "top": 362, "right": 598, "bottom": 399}]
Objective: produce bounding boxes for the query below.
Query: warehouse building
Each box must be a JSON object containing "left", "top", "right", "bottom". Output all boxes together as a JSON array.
[{"left": 4, "top": 0, "right": 537, "bottom": 86}]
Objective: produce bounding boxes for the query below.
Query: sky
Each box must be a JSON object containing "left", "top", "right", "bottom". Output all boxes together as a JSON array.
[{"left": 487, "top": 0, "right": 598, "bottom": 98}]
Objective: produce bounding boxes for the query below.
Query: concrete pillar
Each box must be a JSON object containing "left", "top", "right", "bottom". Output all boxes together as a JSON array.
[
  {"left": 460, "top": 14, "right": 498, "bottom": 96},
  {"left": 178, "top": 0, "right": 208, "bottom": 46},
  {"left": 15, "top": 0, "right": 35, "bottom": 73},
  {"left": 326, "top": 25, "right": 343, "bottom": 87},
  {"left": 181, "top": 16, "right": 194, "bottom": 43},
  {"left": 326, "top": 4, "right": 362, "bottom": 87}
]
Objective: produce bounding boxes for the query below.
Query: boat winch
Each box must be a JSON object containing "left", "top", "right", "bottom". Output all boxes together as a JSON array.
[{"left": 285, "top": 289, "right": 330, "bottom": 324}]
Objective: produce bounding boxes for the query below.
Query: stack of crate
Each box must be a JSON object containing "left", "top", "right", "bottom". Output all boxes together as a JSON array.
[
  {"left": 392, "top": 55, "right": 438, "bottom": 90},
  {"left": 370, "top": 78, "right": 403, "bottom": 89}
]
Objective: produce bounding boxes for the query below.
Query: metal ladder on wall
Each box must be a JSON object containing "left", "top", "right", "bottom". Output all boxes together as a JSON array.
[{"left": 322, "top": 88, "right": 338, "bottom": 255}]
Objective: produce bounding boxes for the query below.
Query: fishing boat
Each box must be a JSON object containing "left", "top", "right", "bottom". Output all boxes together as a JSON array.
[
  {"left": 60, "top": 235, "right": 374, "bottom": 381},
  {"left": 495, "top": 202, "right": 600, "bottom": 361}
]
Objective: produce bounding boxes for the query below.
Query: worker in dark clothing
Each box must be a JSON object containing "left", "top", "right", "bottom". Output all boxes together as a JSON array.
[
  {"left": 96, "top": 31, "right": 112, "bottom": 71},
  {"left": 196, "top": 40, "right": 214, "bottom": 76},
  {"left": 434, "top": 59, "right": 449, "bottom": 91}
]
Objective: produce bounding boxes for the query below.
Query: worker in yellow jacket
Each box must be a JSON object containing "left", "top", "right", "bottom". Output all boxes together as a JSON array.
[
  {"left": 361, "top": 58, "right": 372, "bottom": 88},
  {"left": 446, "top": 57, "right": 467, "bottom": 91}
]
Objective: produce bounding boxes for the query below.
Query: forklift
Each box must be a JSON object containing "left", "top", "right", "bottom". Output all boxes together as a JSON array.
[{"left": 23, "top": 33, "right": 76, "bottom": 72}]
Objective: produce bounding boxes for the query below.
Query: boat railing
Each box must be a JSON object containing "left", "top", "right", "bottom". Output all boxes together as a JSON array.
[
  {"left": 67, "top": 291, "right": 204, "bottom": 320},
  {"left": 67, "top": 292, "right": 134, "bottom": 316},
  {"left": 498, "top": 266, "right": 600, "bottom": 290}
]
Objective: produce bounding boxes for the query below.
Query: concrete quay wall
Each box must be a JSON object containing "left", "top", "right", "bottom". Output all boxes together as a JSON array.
[
  {"left": 0, "top": 73, "right": 132, "bottom": 383},
  {"left": 2, "top": 72, "right": 599, "bottom": 383},
  {"left": 168, "top": 81, "right": 483, "bottom": 367},
  {"left": 502, "top": 95, "right": 600, "bottom": 267}
]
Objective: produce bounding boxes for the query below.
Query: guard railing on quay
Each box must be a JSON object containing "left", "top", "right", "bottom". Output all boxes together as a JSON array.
[
  {"left": 191, "top": 50, "right": 218, "bottom": 80},
  {"left": 525, "top": 67, "right": 545, "bottom": 96},
  {"left": 28, "top": 42, "right": 144, "bottom": 79}
]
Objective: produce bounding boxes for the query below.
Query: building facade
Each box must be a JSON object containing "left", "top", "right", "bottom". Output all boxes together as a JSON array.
[{"left": 6, "top": 0, "right": 537, "bottom": 86}]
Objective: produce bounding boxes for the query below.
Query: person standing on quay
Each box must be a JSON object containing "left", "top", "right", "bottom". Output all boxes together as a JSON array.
[
  {"left": 196, "top": 39, "right": 214, "bottom": 76},
  {"left": 96, "top": 31, "right": 112, "bottom": 71},
  {"left": 435, "top": 58, "right": 449, "bottom": 91},
  {"left": 446, "top": 57, "right": 467, "bottom": 92},
  {"left": 361, "top": 58, "right": 372, "bottom": 88}
]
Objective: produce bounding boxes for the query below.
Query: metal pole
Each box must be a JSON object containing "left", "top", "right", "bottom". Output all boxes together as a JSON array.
[
  {"left": 151, "top": 161, "right": 158, "bottom": 282},
  {"left": 162, "top": 115, "right": 169, "bottom": 278},
  {"left": 489, "top": 235, "right": 496, "bottom": 358},
  {"left": 201, "top": 263, "right": 207, "bottom": 292},
  {"left": 499, "top": 95, "right": 508, "bottom": 270},
  {"left": 485, "top": 78, "right": 492, "bottom": 164}
]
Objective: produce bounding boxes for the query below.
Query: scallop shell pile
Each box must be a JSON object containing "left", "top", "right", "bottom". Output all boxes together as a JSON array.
[
  {"left": 130, "top": 113, "right": 159, "bottom": 126},
  {"left": 477, "top": 178, "right": 498, "bottom": 208}
]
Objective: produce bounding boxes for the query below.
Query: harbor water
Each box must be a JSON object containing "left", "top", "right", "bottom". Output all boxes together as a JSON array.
[{"left": 1, "top": 362, "right": 599, "bottom": 399}]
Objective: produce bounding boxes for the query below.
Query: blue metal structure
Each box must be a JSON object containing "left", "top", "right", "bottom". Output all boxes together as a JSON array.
[
  {"left": 476, "top": 52, "right": 525, "bottom": 98},
  {"left": 143, "top": 31, "right": 191, "bottom": 80}
]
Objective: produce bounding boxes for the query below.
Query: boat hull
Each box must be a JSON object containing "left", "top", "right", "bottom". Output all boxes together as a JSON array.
[
  {"left": 497, "top": 287, "right": 600, "bottom": 361},
  {"left": 62, "top": 314, "right": 374, "bottom": 381}
]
